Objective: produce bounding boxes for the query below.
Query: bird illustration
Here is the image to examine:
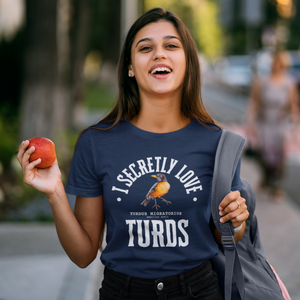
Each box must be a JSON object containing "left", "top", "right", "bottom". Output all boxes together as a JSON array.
[{"left": 141, "top": 174, "right": 171, "bottom": 210}]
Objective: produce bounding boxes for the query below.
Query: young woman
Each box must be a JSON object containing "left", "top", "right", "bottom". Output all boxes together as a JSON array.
[
  {"left": 247, "top": 51, "right": 299, "bottom": 200},
  {"left": 18, "top": 8, "right": 249, "bottom": 300}
]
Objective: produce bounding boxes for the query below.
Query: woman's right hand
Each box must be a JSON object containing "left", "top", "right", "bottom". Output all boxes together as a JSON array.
[{"left": 17, "top": 140, "right": 63, "bottom": 197}]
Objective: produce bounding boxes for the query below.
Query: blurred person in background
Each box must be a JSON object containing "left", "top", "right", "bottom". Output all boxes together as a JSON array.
[{"left": 246, "top": 51, "right": 299, "bottom": 201}]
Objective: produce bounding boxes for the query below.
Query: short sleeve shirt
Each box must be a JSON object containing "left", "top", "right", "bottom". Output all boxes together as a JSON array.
[{"left": 65, "top": 119, "right": 241, "bottom": 279}]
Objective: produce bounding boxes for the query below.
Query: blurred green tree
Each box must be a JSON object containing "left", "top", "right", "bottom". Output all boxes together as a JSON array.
[
  {"left": 88, "top": 0, "right": 121, "bottom": 88},
  {"left": 0, "top": 0, "right": 94, "bottom": 218},
  {"left": 20, "top": 0, "right": 91, "bottom": 143},
  {"left": 144, "top": 0, "right": 224, "bottom": 59},
  {"left": 90, "top": 0, "right": 121, "bottom": 66},
  {"left": 0, "top": 0, "right": 122, "bottom": 170}
]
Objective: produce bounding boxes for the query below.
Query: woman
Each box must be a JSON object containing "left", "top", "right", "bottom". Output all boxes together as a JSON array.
[
  {"left": 17, "top": 8, "right": 249, "bottom": 300},
  {"left": 247, "top": 51, "right": 299, "bottom": 200}
]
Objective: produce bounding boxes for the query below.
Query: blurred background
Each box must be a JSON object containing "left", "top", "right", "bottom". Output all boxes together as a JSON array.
[{"left": 0, "top": 0, "right": 300, "bottom": 299}]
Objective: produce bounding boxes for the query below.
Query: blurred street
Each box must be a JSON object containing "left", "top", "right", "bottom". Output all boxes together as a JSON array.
[
  {"left": 0, "top": 223, "right": 104, "bottom": 300},
  {"left": 1, "top": 78, "right": 300, "bottom": 299}
]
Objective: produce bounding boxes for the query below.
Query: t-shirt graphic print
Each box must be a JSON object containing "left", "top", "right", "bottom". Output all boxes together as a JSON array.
[
  {"left": 65, "top": 119, "right": 241, "bottom": 279},
  {"left": 141, "top": 173, "right": 171, "bottom": 210}
]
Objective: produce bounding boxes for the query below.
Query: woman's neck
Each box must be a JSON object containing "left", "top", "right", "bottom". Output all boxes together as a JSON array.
[{"left": 130, "top": 94, "right": 191, "bottom": 133}]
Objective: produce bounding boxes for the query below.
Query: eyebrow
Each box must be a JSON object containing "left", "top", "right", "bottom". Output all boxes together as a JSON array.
[{"left": 135, "top": 35, "right": 180, "bottom": 48}]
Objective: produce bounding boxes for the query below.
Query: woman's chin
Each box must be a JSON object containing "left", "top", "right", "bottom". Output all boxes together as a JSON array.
[{"left": 148, "top": 85, "right": 182, "bottom": 97}]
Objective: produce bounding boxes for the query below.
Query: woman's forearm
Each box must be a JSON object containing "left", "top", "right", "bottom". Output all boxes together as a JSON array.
[
  {"left": 47, "top": 182, "right": 98, "bottom": 268},
  {"left": 290, "top": 84, "right": 299, "bottom": 128}
]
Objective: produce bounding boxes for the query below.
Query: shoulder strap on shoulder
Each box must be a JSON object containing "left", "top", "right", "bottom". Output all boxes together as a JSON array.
[
  {"left": 211, "top": 130, "right": 246, "bottom": 233},
  {"left": 211, "top": 129, "right": 246, "bottom": 300}
]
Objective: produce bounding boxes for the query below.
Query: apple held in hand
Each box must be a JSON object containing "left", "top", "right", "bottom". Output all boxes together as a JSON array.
[{"left": 28, "top": 137, "right": 56, "bottom": 168}]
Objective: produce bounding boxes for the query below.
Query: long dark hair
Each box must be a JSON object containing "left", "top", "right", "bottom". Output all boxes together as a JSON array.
[{"left": 98, "top": 7, "right": 217, "bottom": 129}]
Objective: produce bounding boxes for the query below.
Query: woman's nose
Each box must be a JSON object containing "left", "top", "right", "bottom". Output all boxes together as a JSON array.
[{"left": 153, "top": 46, "right": 166, "bottom": 60}]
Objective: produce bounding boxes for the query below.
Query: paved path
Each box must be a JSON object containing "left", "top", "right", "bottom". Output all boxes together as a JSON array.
[{"left": 0, "top": 224, "right": 103, "bottom": 300}]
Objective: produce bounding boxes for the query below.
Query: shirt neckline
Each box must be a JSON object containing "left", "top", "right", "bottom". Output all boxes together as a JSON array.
[{"left": 123, "top": 118, "right": 197, "bottom": 139}]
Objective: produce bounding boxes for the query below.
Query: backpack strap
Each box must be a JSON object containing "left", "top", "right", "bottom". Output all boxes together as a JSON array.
[
  {"left": 211, "top": 130, "right": 246, "bottom": 232},
  {"left": 211, "top": 130, "right": 247, "bottom": 300}
]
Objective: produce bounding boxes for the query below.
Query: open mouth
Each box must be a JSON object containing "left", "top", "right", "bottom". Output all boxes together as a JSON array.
[{"left": 150, "top": 67, "right": 172, "bottom": 75}]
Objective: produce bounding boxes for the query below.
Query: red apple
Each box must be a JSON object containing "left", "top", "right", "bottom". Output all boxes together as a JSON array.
[{"left": 28, "top": 137, "right": 56, "bottom": 168}]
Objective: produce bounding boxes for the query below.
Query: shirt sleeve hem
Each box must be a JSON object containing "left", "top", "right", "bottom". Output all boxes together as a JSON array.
[{"left": 65, "top": 184, "right": 103, "bottom": 197}]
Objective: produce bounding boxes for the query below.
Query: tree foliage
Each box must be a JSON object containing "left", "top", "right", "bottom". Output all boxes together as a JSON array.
[{"left": 144, "top": 0, "right": 224, "bottom": 58}]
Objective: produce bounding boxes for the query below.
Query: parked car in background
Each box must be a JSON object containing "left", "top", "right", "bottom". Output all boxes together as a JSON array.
[{"left": 213, "top": 55, "right": 254, "bottom": 94}]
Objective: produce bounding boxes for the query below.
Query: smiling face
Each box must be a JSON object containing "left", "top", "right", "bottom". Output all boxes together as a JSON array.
[{"left": 129, "top": 20, "right": 186, "bottom": 100}]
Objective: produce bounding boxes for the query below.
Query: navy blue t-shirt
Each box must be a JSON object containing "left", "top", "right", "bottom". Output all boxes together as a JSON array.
[{"left": 65, "top": 119, "right": 241, "bottom": 279}]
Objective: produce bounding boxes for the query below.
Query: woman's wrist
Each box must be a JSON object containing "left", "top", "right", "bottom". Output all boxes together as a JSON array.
[
  {"left": 233, "top": 223, "right": 243, "bottom": 233},
  {"left": 46, "top": 180, "right": 66, "bottom": 204}
]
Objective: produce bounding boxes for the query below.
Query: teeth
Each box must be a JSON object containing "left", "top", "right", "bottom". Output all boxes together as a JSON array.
[{"left": 151, "top": 67, "right": 171, "bottom": 74}]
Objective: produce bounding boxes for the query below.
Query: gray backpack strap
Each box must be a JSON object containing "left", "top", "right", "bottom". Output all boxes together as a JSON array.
[
  {"left": 211, "top": 130, "right": 246, "bottom": 231},
  {"left": 211, "top": 130, "right": 246, "bottom": 300}
]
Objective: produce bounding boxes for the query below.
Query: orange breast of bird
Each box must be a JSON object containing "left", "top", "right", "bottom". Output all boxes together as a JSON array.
[{"left": 150, "top": 181, "right": 170, "bottom": 197}]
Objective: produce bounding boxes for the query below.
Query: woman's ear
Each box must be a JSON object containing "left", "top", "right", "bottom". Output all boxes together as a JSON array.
[{"left": 128, "top": 64, "right": 135, "bottom": 78}]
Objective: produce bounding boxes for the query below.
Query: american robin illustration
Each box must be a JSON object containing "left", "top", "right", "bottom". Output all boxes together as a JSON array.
[{"left": 141, "top": 174, "right": 171, "bottom": 210}]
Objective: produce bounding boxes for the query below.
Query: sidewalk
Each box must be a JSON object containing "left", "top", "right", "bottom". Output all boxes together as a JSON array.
[
  {"left": 1, "top": 156, "right": 299, "bottom": 299},
  {"left": 0, "top": 224, "right": 103, "bottom": 300}
]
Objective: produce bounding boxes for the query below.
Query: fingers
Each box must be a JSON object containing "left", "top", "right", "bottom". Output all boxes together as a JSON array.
[
  {"left": 23, "top": 145, "right": 35, "bottom": 162},
  {"left": 219, "top": 191, "right": 248, "bottom": 224},
  {"left": 17, "top": 140, "right": 30, "bottom": 164},
  {"left": 22, "top": 158, "right": 42, "bottom": 186},
  {"left": 219, "top": 191, "right": 243, "bottom": 211},
  {"left": 231, "top": 210, "right": 249, "bottom": 226},
  {"left": 17, "top": 141, "right": 34, "bottom": 165},
  {"left": 17, "top": 140, "right": 42, "bottom": 173},
  {"left": 17, "top": 140, "right": 27, "bottom": 161},
  {"left": 26, "top": 158, "right": 41, "bottom": 169}
]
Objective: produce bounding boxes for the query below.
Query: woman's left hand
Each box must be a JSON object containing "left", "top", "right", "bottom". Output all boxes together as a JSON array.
[{"left": 219, "top": 191, "right": 249, "bottom": 230}]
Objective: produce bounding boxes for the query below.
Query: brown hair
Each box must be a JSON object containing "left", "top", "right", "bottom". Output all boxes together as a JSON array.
[{"left": 97, "top": 7, "right": 217, "bottom": 129}]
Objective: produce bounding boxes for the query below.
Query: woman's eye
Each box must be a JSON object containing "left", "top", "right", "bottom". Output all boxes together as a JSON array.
[
  {"left": 140, "top": 46, "right": 151, "bottom": 51},
  {"left": 166, "top": 44, "right": 178, "bottom": 48}
]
